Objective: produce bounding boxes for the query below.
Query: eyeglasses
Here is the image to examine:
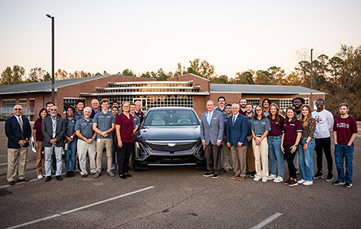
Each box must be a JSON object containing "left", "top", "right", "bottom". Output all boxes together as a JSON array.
[
  {"left": 50, "top": 109, "right": 57, "bottom": 111},
  {"left": 14, "top": 108, "right": 22, "bottom": 111},
  {"left": 316, "top": 101, "right": 324, "bottom": 104}
]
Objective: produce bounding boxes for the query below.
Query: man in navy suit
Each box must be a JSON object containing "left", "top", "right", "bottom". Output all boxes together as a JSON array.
[
  {"left": 200, "top": 100, "right": 224, "bottom": 178},
  {"left": 5, "top": 105, "right": 32, "bottom": 185},
  {"left": 226, "top": 103, "right": 249, "bottom": 181},
  {"left": 42, "top": 106, "right": 66, "bottom": 181}
]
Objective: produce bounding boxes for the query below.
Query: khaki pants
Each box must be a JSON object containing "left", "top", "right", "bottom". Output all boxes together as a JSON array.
[
  {"left": 222, "top": 141, "right": 231, "bottom": 171},
  {"left": 77, "top": 139, "right": 97, "bottom": 175},
  {"left": 246, "top": 143, "right": 255, "bottom": 173},
  {"left": 231, "top": 145, "right": 247, "bottom": 177},
  {"left": 205, "top": 143, "right": 221, "bottom": 174},
  {"left": 252, "top": 137, "right": 269, "bottom": 179},
  {"left": 35, "top": 141, "right": 45, "bottom": 176},
  {"left": 96, "top": 138, "right": 113, "bottom": 173},
  {"left": 7, "top": 147, "right": 28, "bottom": 182}
]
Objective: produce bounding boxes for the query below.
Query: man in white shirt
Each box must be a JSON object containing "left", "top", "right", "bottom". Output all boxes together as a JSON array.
[{"left": 312, "top": 98, "right": 334, "bottom": 181}]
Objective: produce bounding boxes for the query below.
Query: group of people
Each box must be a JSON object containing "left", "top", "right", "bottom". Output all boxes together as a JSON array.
[
  {"left": 5, "top": 99, "right": 144, "bottom": 184},
  {"left": 4, "top": 96, "right": 358, "bottom": 188},
  {"left": 200, "top": 97, "right": 358, "bottom": 188}
]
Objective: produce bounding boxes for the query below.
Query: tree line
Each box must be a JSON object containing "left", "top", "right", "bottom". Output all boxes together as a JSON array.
[{"left": 1, "top": 44, "right": 360, "bottom": 120}]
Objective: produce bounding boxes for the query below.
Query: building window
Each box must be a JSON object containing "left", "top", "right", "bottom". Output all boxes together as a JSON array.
[
  {"left": 19, "top": 99, "right": 27, "bottom": 104},
  {"left": 3, "top": 99, "right": 16, "bottom": 108},
  {"left": 246, "top": 99, "right": 260, "bottom": 106}
]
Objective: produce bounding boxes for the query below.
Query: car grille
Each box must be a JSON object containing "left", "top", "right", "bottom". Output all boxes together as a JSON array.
[{"left": 147, "top": 142, "right": 196, "bottom": 152}]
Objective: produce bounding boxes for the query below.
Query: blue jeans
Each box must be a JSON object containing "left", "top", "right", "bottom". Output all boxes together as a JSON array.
[
  {"left": 268, "top": 135, "right": 284, "bottom": 177},
  {"left": 334, "top": 144, "right": 354, "bottom": 183},
  {"left": 298, "top": 137, "right": 315, "bottom": 181},
  {"left": 65, "top": 138, "right": 77, "bottom": 171}
]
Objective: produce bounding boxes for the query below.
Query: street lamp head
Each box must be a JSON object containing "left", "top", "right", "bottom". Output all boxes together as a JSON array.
[{"left": 46, "top": 14, "right": 53, "bottom": 18}]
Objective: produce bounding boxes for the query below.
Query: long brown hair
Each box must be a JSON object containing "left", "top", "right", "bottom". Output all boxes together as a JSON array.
[
  {"left": 253, "top": 105, "right": 266, "bottom": 120},
  {"left": 284, "top": 107, "right": 297, "bottom": 123},
  {"left": 300, "top": 104, "right": 312, "bottom": 127},
  {"left": 268, "top": 103, "right": 281, "bottom": 125}
]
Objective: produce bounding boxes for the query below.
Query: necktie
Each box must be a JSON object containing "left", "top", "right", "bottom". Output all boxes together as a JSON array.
[
  {"left": 207, "top": 112, "right": 212, "bottom": 125},
  {"left": 232, "top": 115, "right": 236, "bottom": 126},
  {"left": 18, "top": 116, "right": 23, "bottom": 132}
]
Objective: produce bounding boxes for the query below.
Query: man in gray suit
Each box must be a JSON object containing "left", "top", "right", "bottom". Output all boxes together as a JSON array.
[
  {"left": 200, "top": 100, "right": 224, "bottom": 178},
  {"left": 42, "top": 106, "right": 66, "bottom": 182}
]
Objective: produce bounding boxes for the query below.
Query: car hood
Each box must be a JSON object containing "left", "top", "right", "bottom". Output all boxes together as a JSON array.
[{"left": 138, "top": 126, "right": 200, "bottom": 141}]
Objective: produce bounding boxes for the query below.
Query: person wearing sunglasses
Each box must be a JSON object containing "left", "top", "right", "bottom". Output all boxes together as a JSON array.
[{"left": 5, "top": 105, "right": 32, "bottom": 185}]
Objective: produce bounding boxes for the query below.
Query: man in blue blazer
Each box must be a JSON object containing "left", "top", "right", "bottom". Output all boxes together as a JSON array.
[
  {"left": 5, "top": 105, "right": 32, "bottom": 185},
  {"left": 42, "top": 106, "right": 66, "bottom": 181},
  {"left": 200, "top": 100, "right": 224, "bottom": 178},
  {"left": 226, "top": 103, "right": 249, "bottom": 181}
]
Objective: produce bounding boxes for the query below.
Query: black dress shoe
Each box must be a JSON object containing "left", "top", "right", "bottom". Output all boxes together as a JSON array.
[
  {"left": 17, "top": 178, "right": 29, "bottom": 182},
  {"left": 8, "top": 181, "right": 15, "bottom": 185},
  {"left": 71, "top": 171, "right": 75, "bottom": 177},
  {"left": 125, "top": 173, "right": 132, "bottom": 177},
  {"left": 45, "top": 176, "right": 51, "bottom": 182},
  {"left": 66, "top": 171, "right": 70, "bottom": 178},
  {"left": 119, "top": 174, "right": 127, "bottom": 179},
  {"left": 56, "top": 176, "right": 63, "bottom": 181}
]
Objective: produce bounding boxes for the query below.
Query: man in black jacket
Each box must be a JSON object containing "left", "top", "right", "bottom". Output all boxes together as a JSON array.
[{"left": 5, "top": 105, "right": 31, "bottom": 185}]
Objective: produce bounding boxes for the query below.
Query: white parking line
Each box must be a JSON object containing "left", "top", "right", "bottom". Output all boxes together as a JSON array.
[
  {"left": 5, "top": 186, "right": 155, "bottom": 229},
  {"left": 250, "top": 213, "right": 283, "bottom": 229},
  {"left": 0, "top": 173, "right": 67, "bottom": 189}
]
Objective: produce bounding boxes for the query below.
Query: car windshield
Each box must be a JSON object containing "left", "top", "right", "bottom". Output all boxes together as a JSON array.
[{"left": 144, "top": 110, "right": 199, "bottom": 126}]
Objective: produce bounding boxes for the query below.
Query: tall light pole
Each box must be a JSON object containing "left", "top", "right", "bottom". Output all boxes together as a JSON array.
[
  {"left": 46, "top": 14, "right": 55, "bottom": 103},
  {"left": 310, "top": 49, "right": 313, "bottom": 110}
]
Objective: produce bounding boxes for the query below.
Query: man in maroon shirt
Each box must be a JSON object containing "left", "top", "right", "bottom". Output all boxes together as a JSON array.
[
  {"left": 239, "top": 98, "right": 247, "bottom": 116},
  {"left": 332, "top": 103, "right": 358, "bottom": 188},
  {"left": 134, "top": 101, "right": 144, "bottom": 124}
]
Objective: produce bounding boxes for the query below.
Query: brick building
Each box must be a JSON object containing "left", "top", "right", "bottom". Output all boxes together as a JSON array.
[{"left": 0, "top": 73, "right": 325, "bottom": 120}]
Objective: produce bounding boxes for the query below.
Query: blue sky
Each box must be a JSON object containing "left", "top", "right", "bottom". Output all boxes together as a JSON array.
[{"left": 0, "top": 0, "right": 360, "bottom": 78}]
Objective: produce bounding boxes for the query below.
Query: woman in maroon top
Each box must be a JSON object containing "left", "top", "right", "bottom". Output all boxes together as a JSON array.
[
  {"left": 115, "top": 102, "right": 134, "bottom": 179},
  {"left": 268, "top": 103, "right": 285, "bottom": 183},
  {"left": 281, "top": 107, "right": 302, "bottom": 186},
  {"left": 33, "top": 108, "right": 48, "bottom": 179}
]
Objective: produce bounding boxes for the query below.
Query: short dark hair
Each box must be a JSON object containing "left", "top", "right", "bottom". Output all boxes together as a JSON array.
[
  {"left": 225, "top": 103, "right": 232, "bottom": 108},
  {"left": 339, "top": 103, "right": 349, "bottom": 108},
  {"left": 218, "top": 96, "right": 226, "bottom": 102},
  {"left": 100, "top": 99, "right": 109, "bottom": 105},
  {"left": 262, "top": 98, "right": 271, "bottom": 106},
  {"left": 292, "top": 97, "right": 305, "bottom": 104},
  {"left": 317, "top": 98, "right": 324, "bottom": 102},
  {"left": 77, "top": 100, "right": 85, "bottom": 105},
  {"left": 245, "top": 103, "right": 253, "bottom": 107},
  {"left": 46, "top": 101, "right": 55, "bottom": 107},
  {"left": 112, "top": 101, "right": 119, "bottom": 105}
]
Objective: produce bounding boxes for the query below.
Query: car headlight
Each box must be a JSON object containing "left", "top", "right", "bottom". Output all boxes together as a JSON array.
[
  {"left": 135, "top": 142, "right": 150, "bottom": 160},
  {"left": 193, "top": 144, "right": 205, "bottom": 160}
]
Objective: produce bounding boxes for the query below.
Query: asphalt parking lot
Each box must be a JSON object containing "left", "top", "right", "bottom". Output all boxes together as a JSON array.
[{"left": 0, "top": 122, "right": 360, "bottom": 229}]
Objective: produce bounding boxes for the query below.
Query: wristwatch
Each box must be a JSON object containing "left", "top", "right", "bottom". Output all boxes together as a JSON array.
[{"left": 294, "top": 144, "right": 298, "bottom": 147}]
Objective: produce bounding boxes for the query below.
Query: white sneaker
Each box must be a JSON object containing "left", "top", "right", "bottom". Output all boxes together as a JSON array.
[
  {"left": 303, "top": 180, "right": 313, "bottom": 186},
  {"left": 262, "top": 177, "right": 268, "bottom": 182},
  {"left": 111, "top": 165, "right": 115, "bottom": 171},
  {"left": 273, "top": 176, "right": 284, "bottom": 183},
  {"left": 37, "top": 175, "right": 43, "bottom": 179},
  {"left": 253, "top": 177, "right": 261, "bottom": 181},
  {"left": 268, "top": 174, "right": 276, "bottom": 180},
  {"left": 298, "top": 179, "right": 306, "bottom": 184}
]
